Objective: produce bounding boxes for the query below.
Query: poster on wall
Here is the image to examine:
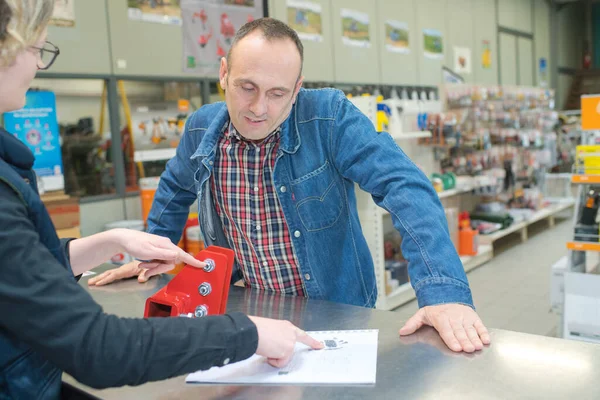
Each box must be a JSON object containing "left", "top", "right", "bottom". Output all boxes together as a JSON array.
[
  {"left": 539, "top": 58, "right": 548, "bottom": 87},
  {"left": 340, "top": 8, "right": 370, "bottom": 48},
  {"left": 453, "top": 46, "right": 471, "bottom": 74},
  {"left": 49, "top": 0, "right": 75, "bottom": 27},
  {"left": 384, "top": 20, "right": 409, "bottom": 54},
  {"left": 422, "top": 28, "right": 443, "bottom": 59},
  {"left": 181, "top": 0, "right": 264, "bottom": 76},
  {"left": 286, "top": 0, "right": 322, "bottom": 42},
  {"left": 481, "top": 40, "right": 492, "bottom": 69},
  {"left": 3, "top": 92, "right": 64, "bottom": 192},
  {"left": 128, "top": 0, "right": 182, "bottom": 26}
]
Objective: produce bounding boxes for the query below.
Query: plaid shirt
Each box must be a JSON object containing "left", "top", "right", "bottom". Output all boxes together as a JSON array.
[{"left": 210, "top": 123, "right": 306, "bottom": 296}]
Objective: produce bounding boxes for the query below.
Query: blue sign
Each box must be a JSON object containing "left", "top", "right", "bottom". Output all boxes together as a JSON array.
[
  {"left": 3, "top": 91, "right": 64, "bottom": 191},
  {"left": 539, "top": 58, "right": 547, "bottom": 73}
]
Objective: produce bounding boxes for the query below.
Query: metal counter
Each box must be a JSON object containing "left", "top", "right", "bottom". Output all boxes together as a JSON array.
[{"left": 65, "top": 267, "right": 600, "bottom": 400}]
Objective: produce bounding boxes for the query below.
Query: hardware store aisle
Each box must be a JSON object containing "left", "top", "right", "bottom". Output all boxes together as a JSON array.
[{"left": 394, "top": 217, "right": 573, "bottom": 337}]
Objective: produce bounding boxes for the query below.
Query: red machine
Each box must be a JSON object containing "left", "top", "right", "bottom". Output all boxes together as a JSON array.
[{"left": 144, "top": 246, "right": 235, "bottom": 318}]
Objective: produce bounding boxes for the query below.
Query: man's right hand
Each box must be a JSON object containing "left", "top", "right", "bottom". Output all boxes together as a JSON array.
[
  {"left": 248, "top": 316, "right": 324, "bottom": 368},
  {"left": 88, "top": 260, "right": 149, "bottom": 286}
]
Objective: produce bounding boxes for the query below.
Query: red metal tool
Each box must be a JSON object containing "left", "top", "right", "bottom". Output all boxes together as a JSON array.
[{"left": 144, "top": 246, "right": 235, "bottom": 318}]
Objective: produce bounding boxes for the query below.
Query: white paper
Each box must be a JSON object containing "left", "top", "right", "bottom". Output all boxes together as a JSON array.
[{"left": 186, "top": 329, "right": 378, "bottom": 385}]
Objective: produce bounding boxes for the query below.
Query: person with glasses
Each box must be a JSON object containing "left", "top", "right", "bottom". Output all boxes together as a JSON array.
[
  {"left": 0, "top": 1, "right": 322, "bottom": 398},
  {"left": 30, "top": 39, "right": 60, "bottom": 70}
]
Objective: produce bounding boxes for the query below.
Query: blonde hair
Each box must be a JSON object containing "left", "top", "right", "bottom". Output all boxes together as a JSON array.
[{"left": 0, "top": 0, "right": 54, "bottom": 67}]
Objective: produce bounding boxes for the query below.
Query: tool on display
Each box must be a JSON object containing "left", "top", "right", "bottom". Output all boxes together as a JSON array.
[
  {"left": 144, "top": 246, "right": 235, "bottom": 318},
  {"left": 580, "top": 189, "right": 599, "bottom": 226}
]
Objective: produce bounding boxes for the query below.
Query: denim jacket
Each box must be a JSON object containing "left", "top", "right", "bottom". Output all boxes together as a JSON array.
[{"left": 147, "top": 88, "right": 474, "bottom": 309}]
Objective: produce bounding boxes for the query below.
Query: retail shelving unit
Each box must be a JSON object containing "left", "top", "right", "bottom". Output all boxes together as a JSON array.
[
  {"left": 561, "top": 171, "right": 600, "bottom": 342},
  {"left": 350, "top": 96, "right": 495, "bottom": 310},
  {"left": 133, "top": 148, "right": 178, "bottom": 163},
  {"left": 478, "top": 199, "right": 575, "bottom": 247}
]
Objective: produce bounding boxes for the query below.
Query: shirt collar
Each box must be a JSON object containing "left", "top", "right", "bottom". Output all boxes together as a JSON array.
[{"left": 227, "top": 121, "right": 281, "bottom": 146}]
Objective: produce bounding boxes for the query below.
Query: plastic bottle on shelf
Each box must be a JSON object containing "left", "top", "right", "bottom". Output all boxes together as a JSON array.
[
  {"left": 376, "top": 95, "right": 391, "bottom": 132},
  {"left": 458, "top": 212, "right": 479, "bottom": 256}
]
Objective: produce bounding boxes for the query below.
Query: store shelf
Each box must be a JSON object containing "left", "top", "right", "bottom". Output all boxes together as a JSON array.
[
  {"left": 438, "top": 187, "right": 463, "bottom": 199},
  {"left": 478, "top": 221, "right": 528, "bottom": 245},
  {"left": 567, "top": 241, "right": 600, "bottom": 252},
  {"left": 379, "top": 245, "right": 493, "bottom": 310},
  {"left": 133, "top": 148, "right": 177, "bottom": 162},
  {"left": 572, "top": 175, "right": 600, "bottom": 184},
  {"left": 478, "top": 200, "right": 575, "bottom": 245},
  {"left": 391, "top": 131, "right": 432, "bottom": 141},
  {"left": 460, "top": 244, "right": 494, "bottom": 273},
  {"left": 379, "top": 183, "right": 492, "bottom": 216},
  {"left": 380, "top": 282, "right": 414, "bottom": 310}
]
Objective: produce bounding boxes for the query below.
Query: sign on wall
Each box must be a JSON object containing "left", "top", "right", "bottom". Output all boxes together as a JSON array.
[
  {"left": 340, "top": 8, "right": 370, "bottom": 48},
  {"left": 181, "top": 0, "right": 265, "bottom": 76},
  {"left": 423, "top": 28, "right": 443, "bottom": 59},
  {"left": 3, "top": 92, "right": 64, "bottom": 191},
  {"left": 128, "top": 0, "right": 182, "bottom": 26},
  {"left": 384, "top": 20, "right": 409, "bottom": 54},
  {"left": 453, "top": 46, "right": 471, "bottom": 74},
  {"left": 287, "top": 0, "right": 323, "bottom": 42},
  {"left": 49, "top": 0, "right": 76, "bottom": 28},
  {"left": 481, "top": 40, "right": 492, "bottom": 69}
]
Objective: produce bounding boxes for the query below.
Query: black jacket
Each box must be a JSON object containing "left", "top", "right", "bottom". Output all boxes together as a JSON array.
[{"left": 0, "top": 128, "right": 258, "bottom": 398}]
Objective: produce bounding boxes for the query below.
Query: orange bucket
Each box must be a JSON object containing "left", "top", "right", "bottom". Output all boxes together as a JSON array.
[{"left": 140, "top": 177, "right": 161, "bottom": 225}]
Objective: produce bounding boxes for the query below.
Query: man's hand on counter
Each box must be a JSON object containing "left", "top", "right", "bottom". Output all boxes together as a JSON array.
[
  {"left": 88, "top": 260, "right": 150, "bottom": 286},
  {"left": 398, "top": 304, "right": 490, "bottom": 353}
]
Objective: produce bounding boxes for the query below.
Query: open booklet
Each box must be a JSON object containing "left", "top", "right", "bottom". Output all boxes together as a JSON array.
[{"left": 186, "top": 329, "right": 378, "bottom": 385}]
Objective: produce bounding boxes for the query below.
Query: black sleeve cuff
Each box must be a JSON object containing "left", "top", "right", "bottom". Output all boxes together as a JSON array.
[
  {"left": 60, "top": 238, "right": 81, "bottom": 281},
  {"left": 224, "top": 312, "right": 258, "bottom": 364}
]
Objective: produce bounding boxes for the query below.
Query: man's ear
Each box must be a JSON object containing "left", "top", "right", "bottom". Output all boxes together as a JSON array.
[
  {"left": 292, "top": 75, "right": 304, "bottom": 104},
  {"left": 219, "top": 57, "right": 228, "bottom": 91}
]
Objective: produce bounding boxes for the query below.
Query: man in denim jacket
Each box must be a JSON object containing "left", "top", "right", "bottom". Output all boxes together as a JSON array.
[{"left": 93, "top": 18, "right": 490, "bottom": 353}]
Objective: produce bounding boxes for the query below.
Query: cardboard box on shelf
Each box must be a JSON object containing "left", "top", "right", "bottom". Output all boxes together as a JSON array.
[
  {"left": 40, "top": 191, "right": 70, "bottom": 202},
  {"left": 42, "top": 193, "right": 80, "bottom": 230},
  {"left": 56, "top": 226, "right": 81, "bottom": 239}
]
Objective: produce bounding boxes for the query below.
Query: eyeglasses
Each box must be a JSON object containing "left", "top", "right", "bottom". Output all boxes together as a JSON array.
[{"left": 30, "top": 41, "right": 60, "bottom": 70}]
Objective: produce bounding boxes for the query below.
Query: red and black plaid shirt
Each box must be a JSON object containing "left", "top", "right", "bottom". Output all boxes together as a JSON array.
[{"left": 210, "top": 123, "right": 306, "bottom": 296}]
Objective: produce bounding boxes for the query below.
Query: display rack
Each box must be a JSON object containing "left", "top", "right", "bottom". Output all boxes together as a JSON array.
[
  {"left": 478, "top": 199, "right": 574, "bottom": 246},
  {"left": 561, "top": 125, "right": 600, "bottom": 342},
  {"left": 351, "top": 95, "right": 494, "bottom": 310},
  {"left": 133, "top": 148, "right": 177, "bottom": 163}
]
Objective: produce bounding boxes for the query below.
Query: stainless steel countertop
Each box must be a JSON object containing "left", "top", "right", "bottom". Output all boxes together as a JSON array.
[{"left": 65, "top": 266, "right": 600, "bottom": 399}]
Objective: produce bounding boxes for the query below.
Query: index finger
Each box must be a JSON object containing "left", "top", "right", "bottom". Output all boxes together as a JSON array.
[
  {"left": 295, "top": 329, "right": 325, "bottom": 350},
  {"left": 177, "top": 249, "right": 207, "bottom": 269}
]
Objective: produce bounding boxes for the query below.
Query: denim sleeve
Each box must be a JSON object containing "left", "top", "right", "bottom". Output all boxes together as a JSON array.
[
  {"left": 330, "top": 96, "right": 474, "bottom": 309},
  {"left": 146, "top": 115, "right": 200, "bottom": 245}
]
